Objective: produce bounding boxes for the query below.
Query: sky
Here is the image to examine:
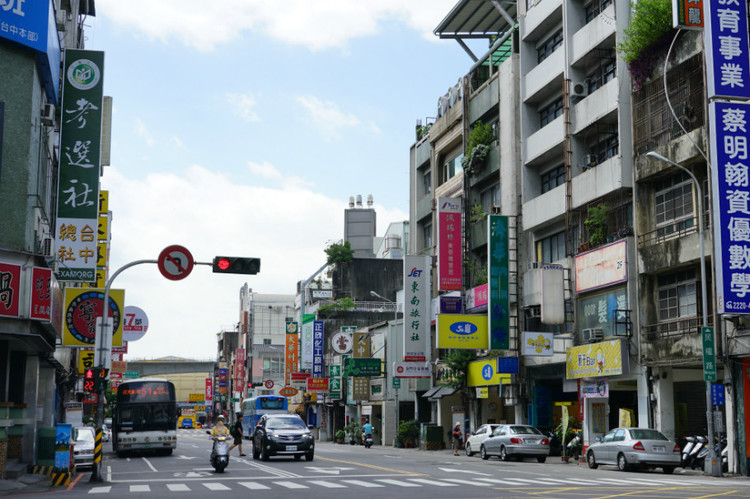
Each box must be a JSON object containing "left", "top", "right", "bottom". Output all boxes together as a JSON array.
[{"left": 87, "top": 0, "right": 478, "bottom": 360}]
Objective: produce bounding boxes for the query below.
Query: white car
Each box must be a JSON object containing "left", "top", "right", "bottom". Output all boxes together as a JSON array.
[{"left": 465, "top": 424, "right": 500, "bottom": 456}]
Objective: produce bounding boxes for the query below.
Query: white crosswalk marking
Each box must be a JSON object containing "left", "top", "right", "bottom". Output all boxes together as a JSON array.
[
  {"left": 238, "top": 481, "right": 270, "bottom": 490},
  {"left": 274, "top": 481, "right": 309, "bottom": 489},
  {"left": 407, "top": 478, "right": 459, "bottom": 487},
  {"left": 375, "top": 479, "right": 421, "bottom": 487},
  {"left": 88, "top": 486, "right": 111, "bottom": 494},
  {"left": 129, "top": 485, "right": 150, "bottom": 492},
  {"left": 341, "top": 479, "right": 385, "bottom": 487},
  {"left": 166, "top": 484, "right": 190, "bottom": 491},
  {"left": 308, "top": 480, "right": 347, "bottom": 488},
  {"left": 442, "top": 478, "right": 492, "bottom": 486},
  {"left": 203, "top": 482, "right": 231, "bottom": 490}
]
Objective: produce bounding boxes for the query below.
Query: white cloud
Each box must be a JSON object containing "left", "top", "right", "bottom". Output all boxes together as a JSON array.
[
  {"left": 296, "top": 95, "right": 359, "bottom": 140},
  {"left": 97, "top": 0, "right": 457, "bottom": 51},
  {"left": 135, "top": 118, "right": 155, "bottom": 146},
  {"left": 101, "top": 165, "right": 406, "bottom": 359},
  {"left": 226, "top": 93, "right": 260, "bottom": 123},
  {"left": 248, "top": 160, "right": 282, "bottom": 180}
]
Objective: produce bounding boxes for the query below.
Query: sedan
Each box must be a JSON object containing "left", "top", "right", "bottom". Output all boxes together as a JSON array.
[
  {"left": 465, "top": 424, "right": 499, "bottom": 456},
  {"left": 586, "top": 427, "right": 681, "bottom": 473},
  {"left": 480, "top": 424, "right": 550, "bottom": 462},
  {"left": 72, "top": 426, "right": 96, "bottom": 470},
  {"left": 253, "top": 414, "right": 314, "bottom": 461}
]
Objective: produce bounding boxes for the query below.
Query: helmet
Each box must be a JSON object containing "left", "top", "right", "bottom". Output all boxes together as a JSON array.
[{"left": 216, "top": 415, "right": 225, "bottom": 421}]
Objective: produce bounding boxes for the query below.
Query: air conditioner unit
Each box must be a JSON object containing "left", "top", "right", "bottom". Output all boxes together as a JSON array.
[
  {"left": 41, "top": 103, "right": 55, "bottom": 126},
  {"left": 572, "top": 81, "right": 589, "bottom": 98},
  {"left": 56, "top": 9, "right": 67, "bottom": 31},
  {"left": 42, "top": 234, "right": 55, "bottom": 258},
  {"left": 582, "top": 327, "right": 603, "bottom": 342}
]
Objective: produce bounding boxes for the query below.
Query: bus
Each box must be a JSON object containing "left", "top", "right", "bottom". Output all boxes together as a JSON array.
[
  {"left": 112, "top": 378, "right": 178, "bottom": 457},
  {"left": 240, "top": 395, "right": 288, "bottom": 437}
]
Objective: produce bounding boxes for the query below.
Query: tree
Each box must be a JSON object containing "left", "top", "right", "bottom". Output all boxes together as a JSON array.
[
  {"left": 325, "top": 240, "right": 354, "bottom": 265},
  {"left": 443, "top": 349, "right": 477, "bottom": 428}
]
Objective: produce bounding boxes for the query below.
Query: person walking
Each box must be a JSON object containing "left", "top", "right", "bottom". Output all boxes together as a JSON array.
[
  {"left": 452, "top": 422, "right": 462, "bottom": 456},
  {"left": 228, "top": 414, "right": 246, "bottom": 456}
]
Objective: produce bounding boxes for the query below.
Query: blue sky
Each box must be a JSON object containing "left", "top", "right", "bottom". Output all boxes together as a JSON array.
[{"left": 89, "top": 0, "right": 479, "bottom": 359}]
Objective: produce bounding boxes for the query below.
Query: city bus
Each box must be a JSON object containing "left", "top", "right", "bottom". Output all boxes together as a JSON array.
[
  {"left": 240, "top": 395, "right": 288, "bottom": 437},
  {"left": 112, "top": 378, "right": 178, "bottom": 457}
]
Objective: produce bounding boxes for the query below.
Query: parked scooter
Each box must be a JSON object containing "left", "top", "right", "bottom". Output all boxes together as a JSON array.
[
  {"left": 681, "top": 436, "right": 697, "bottom": 468},
  {"left": 362, "top": 432, "right": 373, "bottom": 448},
  {"left": 207, "top": 433, "right": 230, "bottom": 472},
  {"left": 566, "top": 432, "right": 582, "bottom": 460},
  {"left": 688, "top": 435, "right": 708, "bottom": 469}
]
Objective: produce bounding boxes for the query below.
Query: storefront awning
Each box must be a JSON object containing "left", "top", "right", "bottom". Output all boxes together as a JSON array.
[{"left": 422, "top": 386, "right": 456, "bottom": 399}]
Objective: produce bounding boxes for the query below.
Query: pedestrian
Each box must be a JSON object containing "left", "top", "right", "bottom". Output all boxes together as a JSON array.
[
  {"left": 228, "top": 414, "right": 246, "bottom": 456},
  {"left": 452, "top": 422, "right": 462, "bottom": 455}
]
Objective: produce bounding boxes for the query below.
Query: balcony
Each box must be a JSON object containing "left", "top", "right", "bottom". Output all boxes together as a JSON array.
[
  {"left": 522, "top": 183, "right": 565, "bottom": 231},
  {"left": 571, "top": 155, "right": 629, "bottom": 209},
  {"left": 570, "top": 5, "right": 617, "bottom": 67},
  {"left": 641, "top": 316, "right": 716, "bottom": 365},
  {"left": 525, "top": 115, "right": 565, "bottom": 165},
  {"left": 522, "top": 0, "right": 563, "bottom": 42},
  {"left": 524, "top": 48, "right": 564, "bottom": 104},
  {"left": 572, "top": 77, "right": 619, "bottom": 134}
]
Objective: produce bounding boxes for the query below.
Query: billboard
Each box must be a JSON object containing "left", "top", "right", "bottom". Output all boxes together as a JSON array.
[
  {"left": 488, "top": 215, "right": 510, "bottom": 349},
  {"left": 437, "top": 197, "right": 462, "bottom": 290},
  {"left": 403, "top": 255, "right": 430, "bottom": 361},
  {"left": 436, "top": 314, "right": 489, "bottom": 349}
]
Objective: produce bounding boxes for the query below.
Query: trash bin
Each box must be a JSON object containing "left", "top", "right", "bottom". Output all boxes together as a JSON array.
[{"left": 37, "top": 427, "right": 56, "bottom": 466}]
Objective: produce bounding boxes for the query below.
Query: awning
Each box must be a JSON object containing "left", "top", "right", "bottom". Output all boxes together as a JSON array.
[{"left": 422, "top": 386, "right": 457, "bottom": 399}]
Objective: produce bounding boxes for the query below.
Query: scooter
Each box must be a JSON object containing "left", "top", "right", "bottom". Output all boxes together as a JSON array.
[
  {"left": 208, "top": 433, "right": 230, "bottom": 473},
  {"left": 362, "top": 432, "right": 373, "bottom": 448},
  {"left": 566, "top": 432, "right": 582, "bottom": 460},
  {"left": 681, "top": 436, "right": 697, "bottom": 468},
  {"left": 689, "top": 435, "right": 707, "bottom": 469}
]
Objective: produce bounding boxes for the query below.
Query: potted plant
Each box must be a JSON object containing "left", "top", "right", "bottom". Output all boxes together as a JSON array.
[
  {"left": 461, "top": 120, "right": 495, "bottom": 176},
  {"left": 345, "top": 421, "right": 361, "bottom": 445},
  {"left": 335, "top": 429, "right": 346, "bottom": 444},
  {"left": 396, "top": 419, "right": 420, "bottom": 448},
  {"left": 584, "top": 205, "right": 609, "bottom": 247}
]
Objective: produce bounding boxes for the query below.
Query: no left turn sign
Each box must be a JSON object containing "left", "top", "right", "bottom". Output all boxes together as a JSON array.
[{"left": 157, "top": 245, "right": 194, "bottom": 281}]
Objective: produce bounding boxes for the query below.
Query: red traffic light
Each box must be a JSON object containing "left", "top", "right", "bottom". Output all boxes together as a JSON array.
[
  {"left": 212, "top": 256, "right": 260, "bottom": 275},
  {"left": 216, "top": 257, "right": 231, "bottom": 271}
]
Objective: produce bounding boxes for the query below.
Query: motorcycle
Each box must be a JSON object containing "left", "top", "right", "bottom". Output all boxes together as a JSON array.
[
  {"left": 688, "top": 435, "right": 707, "bottom": 469},
  {"left": 362, "top": 432, "right": 373, "bottom": 448},
  {"left": 565, "top": 432, "right": 582, "bottom": 460},
  {"left": 681, "top": 436, "right": 697, "bottom": 468},
  {"left": 207, "top": 432, "right": 230, "bottom": 473}
]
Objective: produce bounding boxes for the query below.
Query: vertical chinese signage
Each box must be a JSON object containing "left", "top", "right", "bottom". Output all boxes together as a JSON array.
[
  {"left": 285, "top": 321, "right": 298, "bottom": 386},
  {"left": 352, "top": 330, "right": 370, "bottom": 400},
  {"left": 235, "top": 348, "right": 245, "bottom": 390},
  {"left": 403, "top": 255, "right": 430, "bottom": 361},
  {"left": 300, "top": 313, "right": 315, "bottom": 369},
  {"left": 437, "top": 197, "right": 462, "bottom": 290},
  {"left": 702, "top": 326, "right": 717, "bottom": 381},
  {"left": 488, "top": 215, "right": 510, "bottom": 349},
  {"left": 672, "top": 0, "right": 704, "bottom": 29},
  {"left": 312, "top": 320, "right": 324, "bottom": 378},
  {"left": 705, "top": 0, "right": 750, "bottom": 100},
  {"left": 0, "top": 263, "right": 21, "bottom": 317},
  {"left": 710, "top": 101, "right": 750, "bottom": 313},
  {"left": 55, "top": 50, "right": 105, "bottom": 282},
  {"left": 205, "top": 378, "right": 213, "bottom": 405}
]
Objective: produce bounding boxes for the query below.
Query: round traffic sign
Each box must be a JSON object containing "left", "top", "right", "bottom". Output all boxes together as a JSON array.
[
  {"left": 279, "top": 386, "right": 298, "bottom": 397},
  {"left": 157, "top": 245, "right": 194, "bottom": 281},
  {"left": 123, "top": 305, "right": 149, "bottom": 342},
  {"left": 264, "top": 379, "right": 274, "bottom": 389}
]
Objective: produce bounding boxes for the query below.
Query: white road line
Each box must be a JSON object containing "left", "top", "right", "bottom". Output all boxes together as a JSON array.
[
  {"left": 166, "top": 484, "right": 190, "bottom": 491},
  {"left": 141, "top": 457, "right": 158, "bottom": 472},
  {"left": 441, "top": 478, "right": 493, "bottom": 486},
  {"left": 407, "top": 479, "right": 459, "bottom": 487},
  {"left": 308, "top": 480, "right": 347, "bottom": 488},
  {"left": 499, "top": 478, "right": 540, "bottom": 484},
  {"left": 374, "top": 479, "right": 421, "bottom": 487},
  {"left": 238, "top": 481, "right": 270, "bottom": 490},
  {"left": 274, "top": 481, "right": 309, "bottom": 489},
  {"left": 129, "top": 485, "right": 150, "bottom": 492},
  {"left": 340, "top": 479, "right": 386, "bottom": 487},
  {"left": 106, "top": 466, "right": 111, "bottom": 482},
  {"left": 203, "top": 482, "right": 231, "bottom": 490},
  {"left": 88, "top": 486, "right": 111, "bottom": 494}
]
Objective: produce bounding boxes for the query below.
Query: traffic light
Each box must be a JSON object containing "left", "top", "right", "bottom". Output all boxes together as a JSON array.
[
  {"left": 83, "top": 368, "right": 96, "bottom": 393},
  {"left": 212, "top": 256, "right": 260, "bottom": 275}
]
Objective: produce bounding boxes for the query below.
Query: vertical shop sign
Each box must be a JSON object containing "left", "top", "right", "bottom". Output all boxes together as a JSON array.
[
  {"left": 705, "top": 0, "right": 750, "bottom": 100},
  {"left": 437, "top": 197, "right": 462, "bottom": 290},
  {"left": 312, "top": 320, "right": 324, "bottom": 378},
  {"left": 55, "top": 50, "right": 105, "bottom": 282},
  {"left": 403, "top": 255, "right": 430, "bottom": 361},
  {"left": 285, "top": 322, "right": 298, "bottom": 385},
  {"left": 0, "top": 263, "right": 21, "bottom": 317},
  {"left": 488, "top": 215, "right": 510, "bottom": 349},
  {"left": 235, "top": 348, "right": 245, "bottom": 387},
  {"left": 205, "top": 378, "right": 213, "bottom": 404},
  {"left": 300, "top": 313, "right": 315, "bottom": 369},
  {"left": 710, "top": 101, "right": 750, "bottom": 313}
]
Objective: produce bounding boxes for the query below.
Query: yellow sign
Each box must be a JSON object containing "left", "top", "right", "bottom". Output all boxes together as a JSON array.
[
  {"left": 62, "top": 288, "right": 125, "bottom": 347},
  {"left": 565, "top": 339, "right": 626, "bottom": 379},
  {"left": 78, "top": 349, "right": 95, "bottom": 373},
  {"left": 96, "top": 243, "right": 108, "bottom": 268},
  {"left": 189, "top": 393, "right": 204, "bottom": 402},
  {"left": 99, "top": 191, "right": 109, "bottom": 214},
  {"left": 467, "top": 359, "right": 511, "bottom": 387},
  {"left": 436, "top": 314, "right": 489, "bottom": 349},
  {"left": 476, "top": 386, "right": 488, "bottom": 398},
  {"left": 97, "top": 215, "right": 109, "bottom": 242}
]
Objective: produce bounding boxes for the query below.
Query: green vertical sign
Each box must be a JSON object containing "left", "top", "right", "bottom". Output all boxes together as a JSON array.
[
  {"left": 702, "top": 326, "right": 716, "bottom": 381},
  {"left": 488, "top": 215, "right": 510, "bottom": 349},
  {"left": 392, "top": 377, "right": 401, "bottom": 389},
  {"left": 55, "top": 50, "right": 105, "bottom": 282}
]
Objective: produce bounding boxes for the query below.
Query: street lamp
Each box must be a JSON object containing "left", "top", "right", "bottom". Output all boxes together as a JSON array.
[{"left": 646, "top": 151, "right": 720, "bottom": 477}]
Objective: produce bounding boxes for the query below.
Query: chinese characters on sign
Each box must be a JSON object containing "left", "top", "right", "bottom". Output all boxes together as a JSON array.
[
  {"left": 672, "top": 0, "right": 704, "bottom": 29},
  {"left": 488, "top": 215, "right": 510, "bottom": 349},
  {"left": 312, "top": 320, "right": 324, "bottom": 378},
  {"left": 575, "top": 240, "right": 627, "bottom": 292},
  {"left": 437, "top": 197, "right": 462, "bottom": 290},
  {"left": 705, "top": 0, "right": 750, "bottom": 100},
  {"left": 300, "top": 314, "right": 315, "bottom": 369},
  {"left": 0, "top": 263, "right": 21, "bottom": 317},
  {"left": 710, "top": 101, "right": 750, "bottom": 313},
  {"left": 403, "top": 255, "right": 430, "bottom": 361},
  {"left": 285, "top": 322, "right": 298, "bottom": 386},
  {"left": 702, "top": 326, "right": 717, "bottom": 381}
]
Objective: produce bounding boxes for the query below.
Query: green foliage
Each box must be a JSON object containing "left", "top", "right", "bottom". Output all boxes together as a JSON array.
[
  {"left": 462, "top": 121, "right": 495, "bottom": 176},
  {"left": 317, "top": 297, "right": 356, "bottom": 314},
  {"left": 442, "top": 349, "right": 477, "bottom": 390},
  {"left": 469, "top": 204, "right": 488, "bottom": 225},
  {"left": 584, "top": 205, "right": 609, "bottom": 246},
  {"left": 335, "top": 429, "right": 346, "bottom": 441},
  {"left": 396, "top": 419, "right": 420, "bottom": 445},
  {"left": 464, "top": 255, "right": 487, "bottom": 287},
  {"left": 416, "top": 123, "right": 432, "bottom": 140},
  {"left": 616, "top": 0, "right": 672, "bottom": 87},
  {"left": 325, "top": 240, "right": 354, "bottom": 265},
  {"left": 344, "top": 421, "right": 361, "bottom": 442}
]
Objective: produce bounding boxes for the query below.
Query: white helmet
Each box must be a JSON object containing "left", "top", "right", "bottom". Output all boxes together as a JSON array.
[{"left": 217, "top": 415, "right": 225, "bottom": 421}]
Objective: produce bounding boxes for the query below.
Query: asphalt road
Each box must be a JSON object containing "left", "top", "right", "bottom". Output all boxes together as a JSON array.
[{"left": 4, "top": 428, "right": 750, "bottom": 499}]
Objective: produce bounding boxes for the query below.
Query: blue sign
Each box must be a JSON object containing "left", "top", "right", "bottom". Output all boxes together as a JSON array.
[
  {"left": 0, "top": 0, "right": 61, "bottom": 103},
  {"left": 711, "top": 383, "right": 725, "bottom": 406},
  {"left": 313, "top": 321, "right": 324, "bottom": 378},
  {"left": 709, "top": 101, "right": 750, "bottom": 313},
  {"left": 705, "top": 0, "right": 750, "bottom": 100},
  {"left": 481, "top": 364, "right": 494, "bottom": 381},
  {"left": 439, "top": 295, "right": 463, "bottom": 314},
  {"left": 496, "top": 356, "right": 519, "bottom": 374},
  {"left": 449, "top": 322, "right": 478, "bottom": 335}
]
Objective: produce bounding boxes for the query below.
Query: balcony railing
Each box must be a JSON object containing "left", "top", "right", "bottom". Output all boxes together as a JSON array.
[
  {"left": 642, "top": 315, "right": 713, "bottom": 341},
  {"left": 637, "top": 211, "right": 711, "bottom": 247}
]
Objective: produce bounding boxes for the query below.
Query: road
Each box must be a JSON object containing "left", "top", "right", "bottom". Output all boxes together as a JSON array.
[{"left": 7, "top": 428, "right": 750, "bottom": 498}]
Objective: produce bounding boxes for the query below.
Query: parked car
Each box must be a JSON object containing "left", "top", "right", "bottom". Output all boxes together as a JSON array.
[
  {"left": 586, "top": 427, "right": 681, "bottom": 474},
  {"left": 480, "top": 424, "right": 550, "bottom": 462},
  {"left": 465, "top": 424, "right": 500, "bottom": 456},
  {"left": 252, "top": 413, "right": 314, "bottom": 461},
  {"left": 72, "top": 426, "right": 96, "bottom": 470}
]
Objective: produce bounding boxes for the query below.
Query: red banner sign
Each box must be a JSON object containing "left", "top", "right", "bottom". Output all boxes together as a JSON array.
[
  {"left": 0, "top": 263, "right": 21, "bottom": 317},
  {"left": 205, "top": 378, "right": 213, "bottom": 403},
  {"left": 306, "top": 378, "right": 329, "bottom": 392}
]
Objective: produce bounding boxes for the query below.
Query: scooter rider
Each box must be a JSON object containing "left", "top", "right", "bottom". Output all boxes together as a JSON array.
[
  {"left": 362, "top": 420, "right": 373, "bottom": 442},
  {"left": 211, "top": 415, "right": 230, "bottom": 437}
]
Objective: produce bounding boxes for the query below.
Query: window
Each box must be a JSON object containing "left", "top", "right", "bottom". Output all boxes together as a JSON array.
[
  {"left": 442, "top": 153, "right": 464, "bottom": 182},
  {"left": 423, "top": 222, "right": 433, "bottom": 250},
  {"left": 658, "top": 269, "right": 697, "bottom": 321},
  {"left": 537, "top": 30, "right": 563, "bottom": 63},
  {"left": 587, "top": 57, "right": 616, "bottom": 93},
  {"left": 480, "top": 184, "right": 500, "bottom": 211},
  {"left": 585, "top": 0, "right": 613, "bottom": 22},
  {"left": 655, "top": 172, "right": 694, "bottom": 237},
  {"left": 423, "top": 170, "right": 432, "bottom": 195},
  {"left": 536, "top": 231, "right": 566, "bottom": 262},
  {"left": 588, "top": 135, "right": 619, "bottom": 166},
  {"left": 263, "top": 338, "right": 271, "bottom": 345},
  {"left": 541, "top": 165, "right": 565, "bottom": 193},
  {"left": 540, "top": 98, "right": 564, "bottom": 127}
]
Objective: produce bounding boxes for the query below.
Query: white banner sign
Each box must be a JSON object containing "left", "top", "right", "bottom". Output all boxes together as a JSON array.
[{"left": 393, "top": 361, "right": 432, "bottom": 378}]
